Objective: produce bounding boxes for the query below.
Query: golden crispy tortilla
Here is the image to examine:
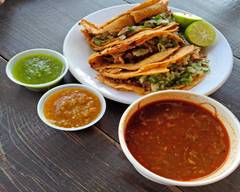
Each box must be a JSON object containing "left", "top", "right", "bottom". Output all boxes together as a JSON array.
[
  {"left": 91, "top": 27, "right": 182, "bottom": 56},
  {"left": 101, "top": 66, "right": 169, "bottom": 79},
  {"left": 80, "top": 0, "right": 170, "bottom": 51},
  {"left": 97, "top": 72, "right": 207, "bottom": 95},
  {"left": 82, "top": 22, "right": 179, "bottom": 51},
  {"left": 130, "top": 0, "right": 160, "bottom": 11},
  {"left": 92, "top": 45, "right": 194, "bottom": 77},
  {"left": 138, "top": 45, "right": 195, "bottom": 71},
  {"left": 97, "top": 45, "right": 196, "bottom": 80},
  {"left": 97, "top": 75, "right": 146, "bottom": 95},
  {"left": 88, "top": 31, "right": 184, "bottom": 68},
  {"left": 80, "top": 19, "right": 100, "bottom": 35},
  {"left": 96, "top": 45, "right": 206, "bottom": 95},
  {"left": 95, "top": 46, "right": 179, "bottom": 71},
  {"left": 80, "top": 0, "right": 168, "bottom": 35},
  {"left": 129, "top": 0, "right": 169, "bottom": 23}
]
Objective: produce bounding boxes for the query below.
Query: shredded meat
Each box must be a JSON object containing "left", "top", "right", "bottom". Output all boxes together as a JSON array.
[
  {"left": 122, "top": 37, "right": 176, "bottom": 63},
  {"left": 103, "top": 55, "right": 114, "bottom": 63},
  {"left": 109, "top": 78, "right": 139, "bottom": 86},
  {"left": 106, "top": 77, "right": 150, "bottom": 91},
  {"left": 102, "top": 37, "right": 177, "bottom": 64},
  {"left": 113, "top": 54, "right": 124, "bottom": 64}
]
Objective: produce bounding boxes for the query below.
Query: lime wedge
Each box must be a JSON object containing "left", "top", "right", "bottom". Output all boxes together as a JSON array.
[
  {"left": 173, "top": 12, "right": 202, "bottom": 28},
  {"left": 185, "top": 21, "right": 216, "bottom": 47}
]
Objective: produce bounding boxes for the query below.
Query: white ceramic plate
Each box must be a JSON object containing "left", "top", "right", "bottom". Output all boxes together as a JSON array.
[{"left": 63, "top": 4, "right": 233, "bottom": 104}]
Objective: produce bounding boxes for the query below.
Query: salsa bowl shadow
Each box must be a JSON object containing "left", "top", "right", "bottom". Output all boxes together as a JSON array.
[{"left": 118, "top": 90, "right": 240, "bottom": 186}]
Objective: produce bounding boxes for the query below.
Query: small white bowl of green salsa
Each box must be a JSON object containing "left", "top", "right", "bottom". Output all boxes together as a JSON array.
[{"left": 6, "top": 48, "right": 69, "bottom": 91}]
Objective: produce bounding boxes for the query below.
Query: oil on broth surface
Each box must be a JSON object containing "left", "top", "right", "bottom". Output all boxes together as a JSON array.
[{"left": 125, "top": 100, "right": 229, "bottom": 181}]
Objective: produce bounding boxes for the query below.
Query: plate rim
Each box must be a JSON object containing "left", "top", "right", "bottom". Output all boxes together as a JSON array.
[{"left": 63, "top": 3, "right": 233, "bottom": 104}]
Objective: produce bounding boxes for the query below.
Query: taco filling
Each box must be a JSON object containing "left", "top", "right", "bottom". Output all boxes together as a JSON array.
[
  {"left": 97, "top": 47, "right": 209, "bottom": 94},
  {"left": 82, "top": 0, "right": 210, "bottom": 95},
  {"left": 136, "top": 59, "right": 209, "bottom": 91},
  {"left": 99, "top": 35, "right": 179, "bottom": 65},
  {"left": 91, "top": 12, "right": 174, "bottom": 46}
]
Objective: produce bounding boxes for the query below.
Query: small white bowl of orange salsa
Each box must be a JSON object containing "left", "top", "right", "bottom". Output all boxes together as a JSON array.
[
  {"left": 37, "top": 84, "right": 106, "bottom": 131},
  {"left": 119, "top": 90, "right": 240, "bottom": 186}
]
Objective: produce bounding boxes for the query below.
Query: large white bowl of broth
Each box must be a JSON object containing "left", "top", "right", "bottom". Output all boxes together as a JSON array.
[
  {"left": 6, "top": 48, "right": 69, "bottom": 91},
  {"left": 119, "top": 90, "right": 240, "bottom": 186}
]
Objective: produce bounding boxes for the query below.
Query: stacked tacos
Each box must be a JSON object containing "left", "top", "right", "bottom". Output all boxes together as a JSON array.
[
  {"left": 80, "top": 0, "right": 209, "bottom": 95},
  {"left": 88, "top": 27, "right": 184, "bottom": 68},
  {"left": 96, "top": 45, "right": 209, "bottom": 94},
  {"left": 80, "top": 0, "right": 176, "bottom": 51}
]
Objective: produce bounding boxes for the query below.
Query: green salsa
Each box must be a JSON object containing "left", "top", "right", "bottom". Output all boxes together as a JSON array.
[{"left": 12, "top": 54, "right": 64, "bottom": 84}]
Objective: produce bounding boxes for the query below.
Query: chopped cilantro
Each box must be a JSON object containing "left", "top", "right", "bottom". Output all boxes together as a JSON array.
[{"left": 93, "top": 37, "right": 103, "bottom": 46}]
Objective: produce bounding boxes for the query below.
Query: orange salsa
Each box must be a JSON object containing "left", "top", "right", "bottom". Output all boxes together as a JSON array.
[
  {"left": 43, "top": 87, "right": 101, "bottom": 128},
  {"left": 125, "top": 100, "right": 230, "bottom": 181}
]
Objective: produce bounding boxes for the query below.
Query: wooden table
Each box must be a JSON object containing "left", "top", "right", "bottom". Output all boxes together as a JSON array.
[{"left": 0, "top": 0, "right": 240, "bottom": 191}]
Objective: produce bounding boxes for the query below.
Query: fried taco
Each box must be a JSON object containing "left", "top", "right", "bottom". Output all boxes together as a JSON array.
[
  {"left": 97, "top": 45, "right": 210, "bottom": 94},
  {"left": 80, "top": 0, "right": 177, "bottom": 51},
  {"left": 88, "top": 29, "right": 185, "bottom": 70}
]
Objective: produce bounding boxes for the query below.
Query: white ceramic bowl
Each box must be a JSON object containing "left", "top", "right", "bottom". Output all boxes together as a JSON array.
[
  {"left": 6, "top": 48, "right": 69, "bottom": 91},
  {"left": 119, "top": 90, "right": 240, "bottom": 186},
  {"left": 37, "top": 84, "right": 106, "bottom": 131}
]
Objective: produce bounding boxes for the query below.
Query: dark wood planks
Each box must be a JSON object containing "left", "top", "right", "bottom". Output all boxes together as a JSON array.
[
  {"left": 0, "top": 57, "right": 173, "bottom": 192},
  {"left": 0, "top": 0, "right": 126, "bottom": 60},
  {"left": 1, "top": 0, "right": 240, "bottom": 191},
  {"left": 96, "top": 99, "right": 128, "bottom": 140},
  {"left": 127, "top": 0, "right": 240, "bottom": 58}
]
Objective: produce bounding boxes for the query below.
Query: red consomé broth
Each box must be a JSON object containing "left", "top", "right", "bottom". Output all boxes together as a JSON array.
[{"left": 125, "top": 100, "right": 230, "bottom": 181}]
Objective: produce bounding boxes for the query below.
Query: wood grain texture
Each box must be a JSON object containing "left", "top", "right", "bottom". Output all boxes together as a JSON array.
[
  {"left": 0, "top": 0, "right": 126, "bottom": 60},
  {"left": 1, "top": 0, "right": 240, "bottom": 191},
  {"left": 0, "top": 57, "right": 173, "bottom": 192},
  {"left": 126, "top": 0, "right": 240, "bottom": 58}
]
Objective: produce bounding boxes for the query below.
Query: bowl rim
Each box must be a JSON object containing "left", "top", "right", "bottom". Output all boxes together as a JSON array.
[
  {"left": 118, "top": 90, "right": 240, "bottom": 186},
  {"left": 6, "top": 48, "right": 69, "bottom": 88},
  {"left": 37, "top": 83, "right": 106, "bottom": 131}
]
